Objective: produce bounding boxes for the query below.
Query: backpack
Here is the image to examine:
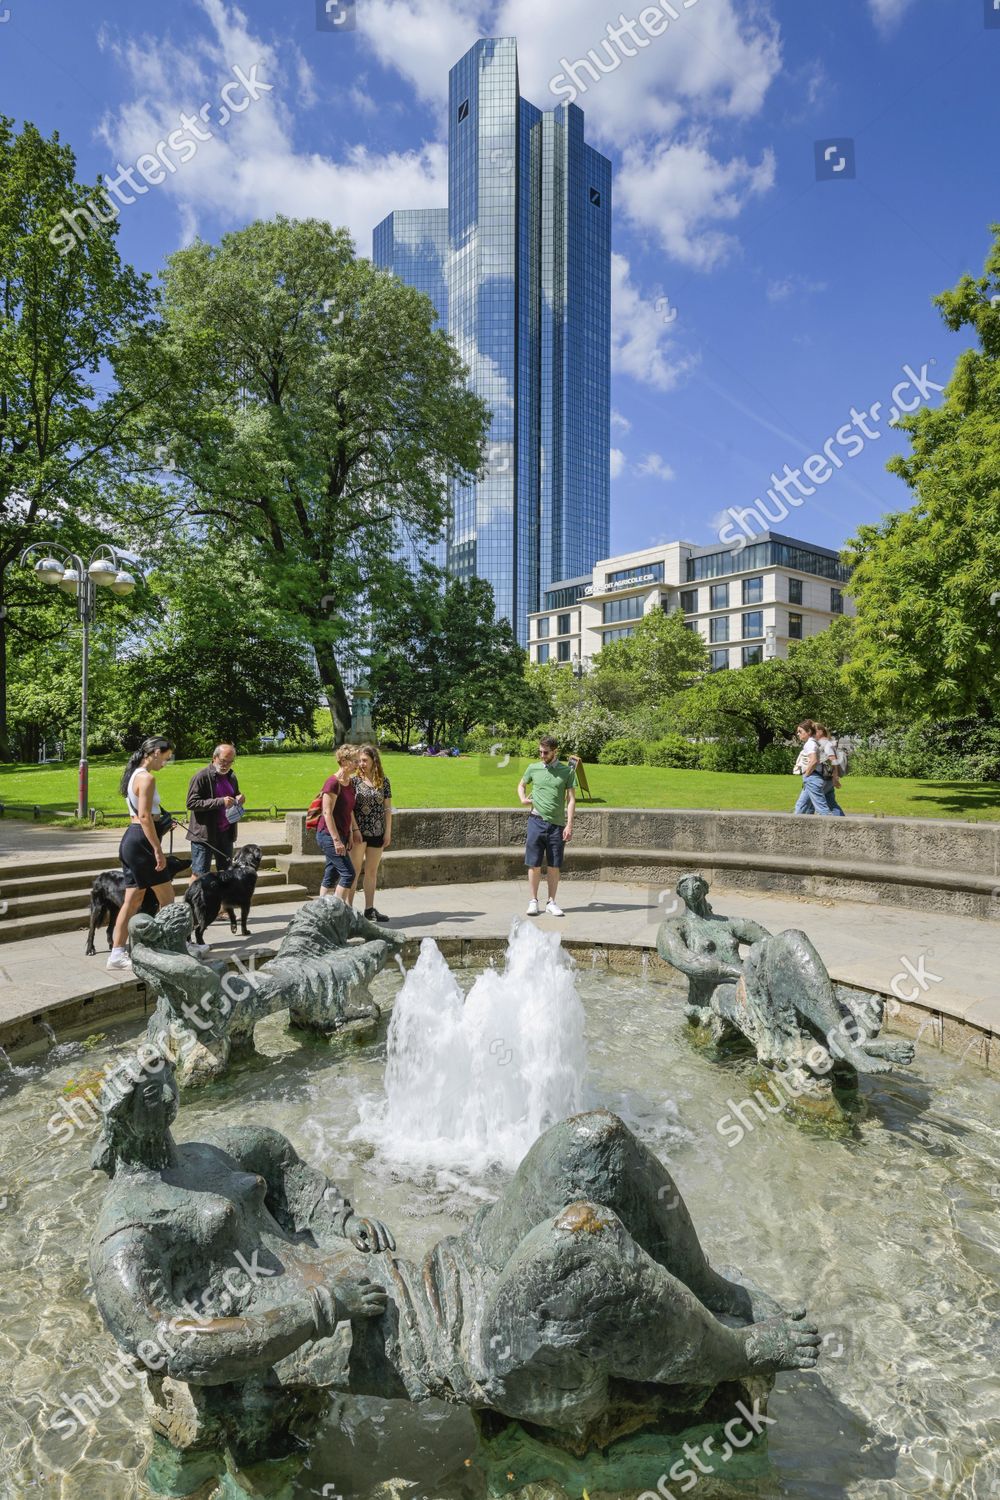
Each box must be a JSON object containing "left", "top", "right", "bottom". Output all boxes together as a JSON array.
[{"left": 305, "top": 791, "right": 324, "bottom": 830}]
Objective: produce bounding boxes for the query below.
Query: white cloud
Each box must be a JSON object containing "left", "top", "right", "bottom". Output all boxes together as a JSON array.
[
  {"left": 617, "top": 134, "right": 776, "bottom": 270},
  {"left": 868, "top": 0, "right": 918, "bottom": 31},
  {"left": 611, "top": 253, "right": 695, "bottom": 392},
  {"left": 495, "top": 0, "right": 781, "bottom": 143},
  {"left": 766, "top": 274, "right": 828, "bottom": 304},
  {"left": 635, "top": 452, "right": 675, "bottom": 483},
  {"left": 97, "top": 0, "right": 447, "bottom": 251},
  {"left": 355, "top": 0, "right": 487, "bottom": 105},
  {"left": 611, "top": 409, "right": 631, "bottom": 432},
  {"left": 610, "top": 447, "right": 626, "bottom": 479}
]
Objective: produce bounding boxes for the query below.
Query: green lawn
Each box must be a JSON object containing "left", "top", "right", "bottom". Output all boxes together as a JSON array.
[{"left": 0, "top": 751, "right": 997, "bottom": 823}]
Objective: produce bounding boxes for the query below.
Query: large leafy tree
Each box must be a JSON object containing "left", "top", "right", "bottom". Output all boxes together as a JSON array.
[
  {"left": 672, "top": 618, "right": 866, "bottom": 750},
  {"left": 368, "top": 567, "right": 541, "bottom": 745},
  {"left": 99, "top": 541, "right": 321, "bottom": 759},
  {"left": 845, "top": 226, "right": 1000, "bottom": 717},
  {"left": 590, "top": 607, "right": 709, "bottom": 709},
  {"left": 0, "top": 118, "right": 157, "bottom": 757},
  {"left": 128, "top": 218, "right": 489, "bottom": 739}
]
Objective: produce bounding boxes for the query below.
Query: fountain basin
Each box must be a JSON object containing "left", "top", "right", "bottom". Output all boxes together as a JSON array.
[{"left": 1, "top": 949, "right": 998, "bottom": 1498}]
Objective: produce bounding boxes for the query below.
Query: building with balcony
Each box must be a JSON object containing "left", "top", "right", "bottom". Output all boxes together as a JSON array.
[{"left": 527, "top": 532, "right": 854, "bottom": 669}]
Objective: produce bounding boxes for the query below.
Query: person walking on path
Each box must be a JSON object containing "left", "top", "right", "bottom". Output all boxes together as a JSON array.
[
  {"left": 350, "top": 743, "right": 393, "bottom": 922},
  {"left": 792, "top": 719, "right": 834, "bottom": 816},
  {"left": 108, "top": 737, "right": 178, "bottom": 970},
  {"left": 185, "top": 744, "right": 246, "bottom": 877},
  {"left": 315, "top": 745, "right": 363, "bottom": 901},
  {"left": 814, "top": 722, "right": 847, "bottom": 817},
  {"left": 517, "top": 734, "right": 577, "bottom": 917}
]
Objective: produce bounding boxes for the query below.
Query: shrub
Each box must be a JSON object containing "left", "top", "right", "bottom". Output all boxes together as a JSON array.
[
  {"left": 598, "top": 736, "right": 647, "bottom": 766},
  {"left": 551, "top": 705, "right": 628, "bottom": 762},
  {"left": 646, "top": 734, "right": 700, "bottom": 769}
]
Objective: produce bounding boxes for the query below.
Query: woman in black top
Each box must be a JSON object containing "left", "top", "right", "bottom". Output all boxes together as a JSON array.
[{"left": 349, "top": 743, "right": 392, "bottom": 922}]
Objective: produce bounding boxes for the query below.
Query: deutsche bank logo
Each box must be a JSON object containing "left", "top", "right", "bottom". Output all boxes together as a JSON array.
[{"left": 814, "top": 138, "right": 856, "bottom": 181}]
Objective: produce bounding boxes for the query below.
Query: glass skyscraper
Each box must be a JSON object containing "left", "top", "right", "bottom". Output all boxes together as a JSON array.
[{"left": 373, "top": 37, "right": 611, "bottom": 643}]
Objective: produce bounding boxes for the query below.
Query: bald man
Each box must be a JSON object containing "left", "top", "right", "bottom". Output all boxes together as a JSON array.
[{"left": 185, "top": 744, "right": 246, "bottom": 879}]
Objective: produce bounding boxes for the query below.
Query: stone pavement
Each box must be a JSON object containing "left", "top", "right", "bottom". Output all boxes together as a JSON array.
[
  {"left": 2, "top": 872, "right": 996, "bottom": 1043},
  {"left": 0, "top": 818, "right": 280, "bottom": 862}
]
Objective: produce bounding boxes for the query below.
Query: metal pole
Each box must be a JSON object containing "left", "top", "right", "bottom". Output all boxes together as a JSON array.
[{"left": 78, "top": 572, "right": 91, "bottom": 819}]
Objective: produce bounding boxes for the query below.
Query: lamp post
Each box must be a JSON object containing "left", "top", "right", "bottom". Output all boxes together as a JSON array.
[
  {"left": 19, "top": 542, "right": 139, "bottom": 818},
  {"left": 571, "top": 652, "right": 589, "bottom": 707}
]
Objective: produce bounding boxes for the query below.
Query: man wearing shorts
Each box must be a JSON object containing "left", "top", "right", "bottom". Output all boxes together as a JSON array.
[{"left": 517, "top": 734, "right": 577, "bottom": 917}]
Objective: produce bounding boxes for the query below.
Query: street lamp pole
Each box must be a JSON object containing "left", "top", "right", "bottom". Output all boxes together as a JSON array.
[{"left": 19, "top": 543, "right": 139, "bottom": 818}]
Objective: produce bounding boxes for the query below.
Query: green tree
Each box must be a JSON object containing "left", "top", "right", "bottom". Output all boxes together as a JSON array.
[
  {"left": 368, "top": 568, "right": 538, "bottom": 745},
  {"left": 0, "top": 118, "right": 156, "bottom": 757},
  {"left": 672, "top": 618, "right": 865, "bottom": 751},
  {"left": 99, "top": 543, "right": 321, "bottom": 759},
  {"left": 128, "top": 218, "right": 488, "bottom": 739},
  {"left": 591, "top": 607, "right": 708, "bottom": 709},
  {"left": 845, "top": 226, "right": 1000, "bottom": 717}
]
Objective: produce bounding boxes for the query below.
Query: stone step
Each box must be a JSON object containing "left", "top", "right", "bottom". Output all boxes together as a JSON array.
[
  {"left": 0, "top": 865, "right": 289, "bottom": 918},
  {"left": 0, "top": 847, "right": 290, "bottom": 898},
  {"left": 0, "top": 879, "right": 309, "bottom": 945}
]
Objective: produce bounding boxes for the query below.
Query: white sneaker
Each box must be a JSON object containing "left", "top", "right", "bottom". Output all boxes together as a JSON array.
[
  {"left": 106, "top": 949, "right": 132, "bottom": 971},
  {"left": 526, "top": 898, "right": 539, "bottom": 916},
  {"left": 545, "top": 899, "right": 565, "bottom": 917}
]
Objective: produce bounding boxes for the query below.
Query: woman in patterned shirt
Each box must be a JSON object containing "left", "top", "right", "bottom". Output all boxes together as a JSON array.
[{"left": 350, "top": 743, "right": 393, "bottom": 922}]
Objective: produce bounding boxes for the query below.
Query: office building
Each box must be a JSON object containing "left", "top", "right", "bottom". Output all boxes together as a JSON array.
[
  {"left": 528, "top": 532, "right": 854, "bottom": 669},
  {"left": 374, "top": 36, "right": 611, "bottom": 643}
]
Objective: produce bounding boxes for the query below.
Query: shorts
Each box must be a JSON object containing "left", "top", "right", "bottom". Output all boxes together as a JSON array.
[
  {"left": 316, "top": 826, "right": 356, "bottom": 889},
  {"left": 190, "top": 830, "right": 235, "bottom": 875},
  {"left": 524, "top": 813, "right": 566, "bottom": 870},
  {"left": 119, "top": 821, "right": 170, "bottom": 890},
  {"left": 355, "top": 832, "right": 384, "bottom": 849}
]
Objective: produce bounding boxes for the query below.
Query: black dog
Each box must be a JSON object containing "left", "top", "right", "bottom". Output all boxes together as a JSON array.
[
  {"left": 85, "top": 856, "right": 192, "bottom": 956},
  {"left": 184, "top": 844, "right": 263, "bottom": 944}
]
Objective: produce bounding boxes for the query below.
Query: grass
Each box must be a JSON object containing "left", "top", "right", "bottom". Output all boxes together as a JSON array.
[{"left": 0, "top": 750, "right": 998, "bottom": 823}]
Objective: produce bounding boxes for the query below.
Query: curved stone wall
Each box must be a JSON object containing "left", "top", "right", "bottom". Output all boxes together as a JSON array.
[{"left": 282, "top": 807, "right": 1000, "bottom": 920}]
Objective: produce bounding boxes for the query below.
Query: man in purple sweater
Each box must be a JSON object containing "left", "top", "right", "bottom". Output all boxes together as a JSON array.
[{"left": 185, "top": 744, "right": 246, "bottom": 878}]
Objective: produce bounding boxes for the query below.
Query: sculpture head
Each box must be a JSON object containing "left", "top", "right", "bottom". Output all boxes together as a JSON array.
[
  {"left": 129, "top": 902, "right": 193, "bottom": 952},
  {"left": 677, "top": 874, "right": 710, "bottom": 913},
  {"left": 92, "top": 1056, "right": 180, "bottom": 1177}
]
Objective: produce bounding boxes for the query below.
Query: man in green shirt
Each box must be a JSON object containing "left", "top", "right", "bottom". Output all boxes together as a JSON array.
[{"left": 517, "top": 734, "right": 577, "bottom": 917}]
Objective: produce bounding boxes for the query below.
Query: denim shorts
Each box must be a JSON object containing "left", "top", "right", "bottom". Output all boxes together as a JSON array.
[
  {"left": 316, "top": 826, "right": 356, "bottom": 888},
  {"left": 524, "top": 813, "right": 566, "bottom": 869}
]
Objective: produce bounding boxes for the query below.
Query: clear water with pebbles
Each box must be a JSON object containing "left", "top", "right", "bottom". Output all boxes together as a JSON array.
[{"left": 0, "top": 947, "right": 998, "bottom": 1499}]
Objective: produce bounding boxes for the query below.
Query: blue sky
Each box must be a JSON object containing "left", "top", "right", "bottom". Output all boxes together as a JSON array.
[{"left": 2, "top": 0, "right": 996, "bottom": 562}]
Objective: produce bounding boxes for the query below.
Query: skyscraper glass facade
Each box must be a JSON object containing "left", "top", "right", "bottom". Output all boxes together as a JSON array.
[
  {"left": 371, "top": 209, "right": 450, "bottom": 572},
  {"left": 373, "top": 37, "right": 611, "bottom": 643}
]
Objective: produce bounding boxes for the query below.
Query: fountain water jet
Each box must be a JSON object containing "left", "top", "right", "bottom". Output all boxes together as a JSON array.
[{"left": 357, "top": 920, "right": 588, "bottom": 1172}]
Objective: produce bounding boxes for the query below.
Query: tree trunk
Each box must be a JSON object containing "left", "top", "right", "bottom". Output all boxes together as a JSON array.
[
  {"left": 756, "top": 725, "right": 776, "bottom": 752},
  {"left": 315, "top": 650, "right": 351, "bottom": 743}
]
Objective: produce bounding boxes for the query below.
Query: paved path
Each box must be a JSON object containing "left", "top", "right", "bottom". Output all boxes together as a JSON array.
[{"left": 2, "top": 874, "right": 996, "bottom": 1038}]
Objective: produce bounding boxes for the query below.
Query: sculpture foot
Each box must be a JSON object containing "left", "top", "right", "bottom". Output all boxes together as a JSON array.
[
  {"left": 743, "top": 1316, "right": 821, "bottom": 1374},
  {"left": 863, "top": 1038, "right": 915, "bottom": 1066},
  {"left": 713, "top": 1266, "right": 807, "bottom": 1326}
]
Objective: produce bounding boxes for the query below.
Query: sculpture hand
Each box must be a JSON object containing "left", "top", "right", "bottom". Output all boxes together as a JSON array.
[
  {"left": 346, "top": 1214, "right": 396, "bottom": 1253},
  {"left": 335, "top": 1275, "right": 388, "bottom": 1320}
]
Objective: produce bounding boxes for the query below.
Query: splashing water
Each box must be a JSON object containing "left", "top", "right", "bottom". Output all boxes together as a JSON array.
[{"left": 356, "top": 920, "right": 588, "bottom": 1172}]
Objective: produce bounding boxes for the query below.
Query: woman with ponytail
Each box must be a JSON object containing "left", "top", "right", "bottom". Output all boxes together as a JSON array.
[{"left": 107, "top": 737, "right": 177, "bottom": 969}]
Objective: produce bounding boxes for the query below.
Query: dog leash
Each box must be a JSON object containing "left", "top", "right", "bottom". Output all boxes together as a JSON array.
[{"left": 172, "top": 817, "right": 239, "bottom": 863}]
